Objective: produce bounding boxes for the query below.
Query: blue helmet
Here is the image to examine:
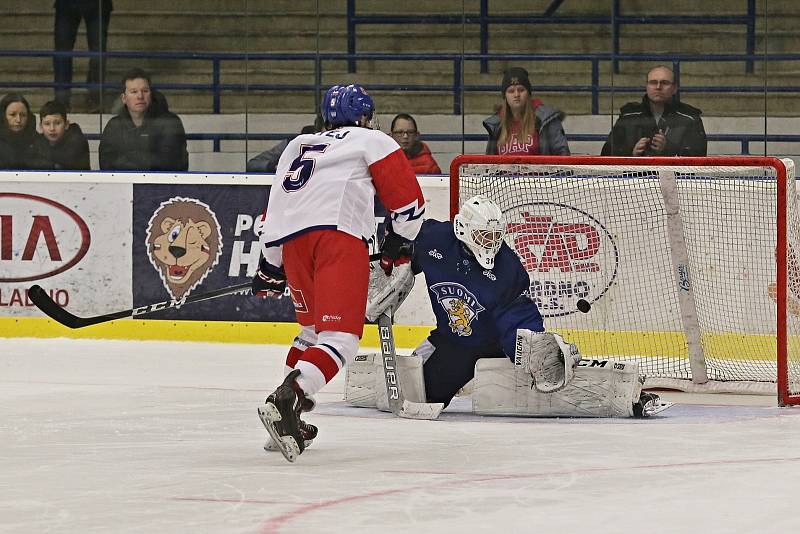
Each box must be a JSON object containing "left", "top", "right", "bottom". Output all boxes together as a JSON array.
[
  {"left": 321, "top": 84, "right": 374, "bottom": 127},
  {"left": 321, "top": 85, "right": 343, "bottom": 125}
]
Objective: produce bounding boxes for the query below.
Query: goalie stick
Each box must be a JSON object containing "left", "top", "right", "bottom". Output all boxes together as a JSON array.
[
  {"left": 29, "top": 253, "right": 384, "bottom": 330},
  {"left": 378, "top": 309, "right": 445, "bottom": 420}
]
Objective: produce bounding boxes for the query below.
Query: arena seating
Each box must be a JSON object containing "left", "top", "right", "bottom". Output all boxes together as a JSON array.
[{"left": 1, "top": 0, "right": 798, "bottom": 170}]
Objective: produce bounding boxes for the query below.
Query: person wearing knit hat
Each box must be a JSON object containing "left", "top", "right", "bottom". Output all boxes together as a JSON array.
[
  {"left": 501, "top": 67, "right": 532, "bottom": 94},
  {"left": 482, "top": 67, "right": 570, "bottom": 156}
]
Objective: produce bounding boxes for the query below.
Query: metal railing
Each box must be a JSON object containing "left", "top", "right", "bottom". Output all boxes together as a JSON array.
[
  {"left": 78, "top": 133, "right": 800, "bottom": 157},
  {"left": 0, "top": 50, "right": 795, "bottom": 116},
  {"left": 346, "top": 0, "right": 757, "bottom": 73}
]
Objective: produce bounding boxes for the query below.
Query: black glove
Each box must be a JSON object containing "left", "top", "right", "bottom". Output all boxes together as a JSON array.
[
  {"left": 379, "top": 231, "right": 413, "bottom": 275},
  {"left": 252, "top": 257, "right": 287, "bottom": 298}
]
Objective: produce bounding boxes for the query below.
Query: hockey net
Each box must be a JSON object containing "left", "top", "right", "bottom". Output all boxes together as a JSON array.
[{"left": 451, "top": 155, "right": 800, "bottom": 405}]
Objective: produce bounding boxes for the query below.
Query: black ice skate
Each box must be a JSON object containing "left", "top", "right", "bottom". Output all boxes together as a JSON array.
[
  {"left": 258, "top": 369, "right": 308, "bottom": 462},
  {"left": 264, "top": 392, "right": 318, "bottom": 453},
  {"left": 264, "top": 419, "right": 318, "bottom": 453}
]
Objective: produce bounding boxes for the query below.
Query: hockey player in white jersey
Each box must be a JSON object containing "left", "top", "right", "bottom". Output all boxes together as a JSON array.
[{"left": 252, "top": 84, "right": 425, "bottom": 462}]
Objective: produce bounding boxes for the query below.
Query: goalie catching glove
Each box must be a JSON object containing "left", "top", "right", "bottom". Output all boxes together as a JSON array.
[
  {"left": 252, "top": 257, "right": 287, "bottom": 298},
  {"left": 515, "top": 330, "right": 581, "bottom": 393}
]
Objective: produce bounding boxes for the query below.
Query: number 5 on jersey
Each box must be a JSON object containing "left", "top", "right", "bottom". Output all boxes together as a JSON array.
[{"left": 282, "top": 144, "right": 329, "bottom": 192}]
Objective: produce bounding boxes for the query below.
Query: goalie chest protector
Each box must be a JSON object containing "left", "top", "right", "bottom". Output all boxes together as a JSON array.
[{"left": 413, "top": 219, "right": 542, "bottom": 349}]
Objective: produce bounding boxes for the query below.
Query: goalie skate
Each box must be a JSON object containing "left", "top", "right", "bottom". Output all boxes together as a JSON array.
[{"left": 257, "top": 369, "right": 306, "bottom": 463}]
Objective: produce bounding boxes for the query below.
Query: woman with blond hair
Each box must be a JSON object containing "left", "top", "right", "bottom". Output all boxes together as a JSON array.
[{"left": 482, "top": 67, "right": 570, "bottom": 156}]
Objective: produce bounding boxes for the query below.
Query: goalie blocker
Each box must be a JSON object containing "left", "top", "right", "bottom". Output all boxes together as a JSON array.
[{"left": 345, "top": 329, "right": 673, "bottom": 418}]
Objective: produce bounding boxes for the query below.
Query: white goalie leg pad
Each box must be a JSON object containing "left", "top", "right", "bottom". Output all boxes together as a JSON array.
[
  {"left": 344, "top": 352, "right": 427, "bottom": 411},
  {"left": 473, "top": 357, "right": 643, "bottom": 418},
  {"left": 344, "top": 353, "right": 382, "bottom": 408},
  {"left": 365, "top": 262, "right": 415, "bottom": 322},
  {"left": 515, "top": 330, "right": 581, "bottom": 393}
]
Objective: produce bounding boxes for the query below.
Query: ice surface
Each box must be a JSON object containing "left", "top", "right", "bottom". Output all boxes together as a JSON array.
[{"left": 1, "top": 337, "right": 799, "bottom": 534}]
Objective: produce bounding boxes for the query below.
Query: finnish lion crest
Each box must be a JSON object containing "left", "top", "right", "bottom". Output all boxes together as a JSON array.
[
  {"left": 429, "top": 282, "right": 485, "bottom": 337},
  {"left": 145, "top": 197, "right": 223, "bottom": 300}
]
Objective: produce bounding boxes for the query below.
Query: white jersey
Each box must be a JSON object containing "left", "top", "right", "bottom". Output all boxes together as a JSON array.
[{"left": 255, "top": 126, "right": 425, "bottom": 256}]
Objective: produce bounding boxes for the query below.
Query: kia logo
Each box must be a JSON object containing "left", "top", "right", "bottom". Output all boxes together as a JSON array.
[{"left": 0, "top": 193, "right": 91, "bottom": 282}]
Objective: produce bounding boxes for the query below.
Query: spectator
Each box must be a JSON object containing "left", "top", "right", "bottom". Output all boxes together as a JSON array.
[
  {"left": 390, "top": 113, "right": 442, "bottom": 174},
  {"left": 99, "top": 69, "right": 188, "bottom": 171},
  {"left": 0, "top": 93, "right": 38, "bottom": 169},
  {"left": 54, "top": 0, "right": 114, "bottom": 112},
  {"left": 601, "top": 65, "right": 707, "bottom": 156},
  {"left": 247, "top": 118, "right": 322, "bottom": 173},
  {"left": 31, "top": 100, "right": 90, "bottom": 171},
  {"left": 483, "top": 67, "right": 570, "bottom": 156}
]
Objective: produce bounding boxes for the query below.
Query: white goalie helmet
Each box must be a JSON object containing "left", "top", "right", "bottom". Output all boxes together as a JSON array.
[{"left": 453, "top": 195, "right": 507, "bottom": 269}]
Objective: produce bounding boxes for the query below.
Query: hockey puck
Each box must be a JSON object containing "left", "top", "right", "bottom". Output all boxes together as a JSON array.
[{"left": 576, "top": 299, "right": 591, "bottom": 313}]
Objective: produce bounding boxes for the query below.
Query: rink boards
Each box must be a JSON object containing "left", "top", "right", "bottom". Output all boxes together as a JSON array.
[{"left": 0, "top": 171, "right": 793, "bottom": 366}]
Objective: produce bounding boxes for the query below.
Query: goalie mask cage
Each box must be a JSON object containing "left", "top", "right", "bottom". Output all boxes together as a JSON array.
[{"left": 450, "top": 155, "right": 800, "bottom": 406}]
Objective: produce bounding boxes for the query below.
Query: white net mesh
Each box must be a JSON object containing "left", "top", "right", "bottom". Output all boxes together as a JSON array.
[{"left": 455, "top": 158, "right": 800, "bottom": 400}]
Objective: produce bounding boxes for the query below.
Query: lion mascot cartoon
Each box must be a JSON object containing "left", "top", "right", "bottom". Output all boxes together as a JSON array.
[{"left": 146, "top": 197, "right": 223, "bottom": 299}]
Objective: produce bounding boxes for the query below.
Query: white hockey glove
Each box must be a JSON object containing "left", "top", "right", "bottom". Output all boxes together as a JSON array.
[
  {"left": 515, "top": 330, "right": 581, "bottom": 393},
  {"left": 365, "top": 261, "right": 415, "bottom": 322}
]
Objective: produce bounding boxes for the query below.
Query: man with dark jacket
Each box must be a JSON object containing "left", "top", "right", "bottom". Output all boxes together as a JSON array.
[
  {"left": 601, "top": 65, "right": 707, "bottom": 157},
  {"left": 99, "top": 68, "right": 188, "bottom": 171}
]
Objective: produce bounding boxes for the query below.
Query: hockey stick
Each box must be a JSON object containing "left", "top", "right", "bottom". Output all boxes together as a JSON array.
[
  {"left": 29, "top": 253, "right": 385, "bottom": 330},
  {"left": 27, "top": 282, "right": 252, "bottom": 329},
  {"left": 377, "top": 310, "right": 445, "bottom": 420}
]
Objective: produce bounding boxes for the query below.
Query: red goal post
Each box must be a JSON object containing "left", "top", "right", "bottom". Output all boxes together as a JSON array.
[{"left": 450, "top": 155, "right": 799, "bottom": 406}]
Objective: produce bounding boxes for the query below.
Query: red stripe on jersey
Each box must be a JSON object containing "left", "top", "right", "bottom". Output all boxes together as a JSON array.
[
  {"left": 298, "top": 346, "right": 341, "bottom": 383},
  {"left": 369, "top": 148, "right": 425, "bottom": 213}
]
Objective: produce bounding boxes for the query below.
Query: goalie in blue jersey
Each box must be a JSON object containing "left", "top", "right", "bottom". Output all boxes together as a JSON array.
[
  {"left": 348, "top": 195, "right": 671, "bottom": 419},
  {"left": 406, "top": 195, "right": 549, "bottom": 406}
]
